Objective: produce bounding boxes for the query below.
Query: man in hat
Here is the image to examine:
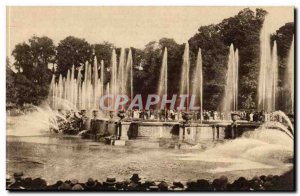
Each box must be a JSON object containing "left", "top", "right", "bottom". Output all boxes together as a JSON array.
[
  {"left": 130, "top": 173, "right": 141, "bottom": 183},
  {"left": 8, "top": 172, "right": 25, "bottom": 190},
  {"left": 90, "top": 110, "right": 99, "bottom": 136},
  {"left": 158, "top": 181, "right": 169, "bottom": 191},
  {"left": 249, "top": 176, "right": 263, "bottom": 191},
  {"left": 31, "top": 177, "right": 47, "bottom": 190},
  {"left": 103, "top": 176, "right": 117, "bottom": 191},
  {"left": 186, "top": 180, "right": 197, "bottom": 191},
  {"left": 22, "top": 177, "right": 33, "bottom": 190},
  {"left": 80, "top": 109, "right": 90, "bottom": 130},
  {"left": 170, "top": 180, "right": 185, "bottom": 191},
  {"left": 84, "top": 178, "right": 98, "bottom": 191},
  {"left": 196, "top": 179, "right": 211, "bottom": 191},
  {"left": 231, "top": 177, "right": 250, "bottom": 190},
  {"left": 115, "top": 181, "right": 125, "bottom": 191},
  {"left": 212, "top": 177, "right": 227, "bottom": 191}
]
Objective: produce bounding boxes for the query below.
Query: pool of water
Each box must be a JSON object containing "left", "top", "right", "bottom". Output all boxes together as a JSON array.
[{"left": 6, "top": 134, "right": 293, "bottom": 184}]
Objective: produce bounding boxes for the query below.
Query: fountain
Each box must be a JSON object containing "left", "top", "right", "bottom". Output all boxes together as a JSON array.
[
  {"left": 284, "top": 36, "right": 294, "bottom": 114},
  {"left": 49, "top": 48, "right": 134, "bottom": 115},
  {"left": 157, "top": 47, "right": 168, "bottom": 108},
  {"left": 191, "top": 48, "right": 203, "bottom": 120},
  {"left": 258, "top": 18, "right": 279, "bottom": 112},
  {"left": 46, "top": 33, "right": 293, "bottom": 150},
  {"left": 7, "top": 104, "right": 67, "bottom": 136},
  {"left": 179, "top": 43, "right": 190, "bottom": 111},
  {"left": 110, "top": 49, "right": 118, "bottom": 103},
  {"left": 118, "top": 48, "right": 126, "bottom": 96},
  {"left": 269, "top": 41, "right": 279, "bottom": 111},
  {"left": 222, "top": 44, "right": 239, "bottom": 113},
  {"left": 126, "top": 49, "right": 134, "bottom": 101}
]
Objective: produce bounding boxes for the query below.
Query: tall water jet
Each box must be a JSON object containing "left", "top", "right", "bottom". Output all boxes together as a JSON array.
[
  {"left": 222, "top": 44, "right": 239, "bottom": 113},
  {"left": 58, "top": 75, "right": 63, "bottom": 101},
  {"left": 125, "top": 49, "right": 133, "bottom": 101},
  {"left": 70, "top": 65, "right": 75, "bottom": 105},
  {"left": 271, "top": 41, "right": 278, "bottom": 111},
  {"left": 66, "top": 70, "right": 70, "bottom": 102},
  {"left": 234, "top": 49, "right": 239, "bottom": 111},
  {"left": 93, "top": 56, "right": 98, "bottom": 108},
  {"left": 100, "top": 60, "right": 104, "bottom": 98},
  {"left": 258, "top": 19, "right": 270, "bottom": 112},
  {"left": 191, "top": 48, "right": 203, "bottom": 119},
  {"left": 258, "top": 18, "right": 278, "bottom": 112},
  {"left": 158, "top": 48, "right": 168, "bottom": 98},
  {"left": 48, "top": 48, "right": 132, "bottom": 114},
  {"left": 85, "top": 62, "right": 92, "bottom": 110},
  {"left": 76, "top": 66, "right": 82, "bottom": 109},
  {"left": 81, "top": 81, "right": 86, "bottom": 109},
  {"left": 180, "top": 43, "right": 190, "bottom": 111},
  {"left": 118, "top": 48, "right": 126, "bottom": 95},
  {"left": 284, "top": 36, "right": 294, "bottom": 114},
  {"left": 110, "top": 49, "right": 118, "bottom": 108},
  {"left": 49, "top": 74, "right": 55, "bottom": 108},
  {"left": 83, "top": 62, "right": 88, "bottom": 109}
]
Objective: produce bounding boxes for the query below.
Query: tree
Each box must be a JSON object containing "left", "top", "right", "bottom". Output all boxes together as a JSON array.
[
  {"left": 189, "top": 25, "right": 228, "bottom": 110},
  {"left": 10, "top": 36, "right": 55, "bottom": 106},
  {"left": 12, "top": 42, "right": 33, "bottom": 74},
  {"left": 271, "top": 22, "right": 294, "bottom": 111},
  {"left": 12, "top": 36, "right": 55, "bottom": 82},
  {"left": 93, "top": 41, "right": 115, "bottom": 66},
  {"left": 158, "top": 38, "right": 183, "bottom": 96},
  {"left": 29, "top": 36, "right": 56, "bottom": 67},
  {"left": 56, "top": 36, "right": 93, "bottom": 77},
  {"left": 6, "top": 58, "right": 16, "bottom": 104},
  {"left": 135, "top": 41, "right": 161, "bottom": 97},
  {"left": 188, "top": 8, "right": 268, "bottom": 110}
]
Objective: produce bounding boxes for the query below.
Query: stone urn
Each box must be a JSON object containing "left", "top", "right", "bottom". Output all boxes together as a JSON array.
[
  {"left": 117, "top": 110, "right": 126, "bottom": 121},
  {"left": 182, "top": 112, "right": 193, "bottom": 124},
  {"left": 231, "top": 112, "right": 240, "bottom": 122}
]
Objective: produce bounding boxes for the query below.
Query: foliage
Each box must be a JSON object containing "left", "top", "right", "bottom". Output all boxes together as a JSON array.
[
  {"left": 10, "top": 36, "right": 55, "bottom": 106},
  {"left": 56, "top": 36, "right": 93, "bottom": 77},
  {"left": 188, "top": 8, "right": 268, "bottom": 110},
  {"left": 9, "top": 9, "right": 294, "bottom": 110},
  {"left": 271, "top": 22, "right": 294, "bottom": 111}
]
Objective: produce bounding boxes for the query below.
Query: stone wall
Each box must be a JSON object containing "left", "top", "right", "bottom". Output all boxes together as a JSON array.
[{"left": 119, "top": 121, "right": 260, "bottom": 143}]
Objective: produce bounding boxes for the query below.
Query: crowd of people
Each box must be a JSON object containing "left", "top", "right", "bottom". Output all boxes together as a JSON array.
[
  {"left": 135, "top": 109, "right": 288, "bottom": 123},
  {"left": 57, "top": 108, "right": 278, "bottom": 124},
  {"left": 7, "top": 171, "right": 293, "bottom": 191}
]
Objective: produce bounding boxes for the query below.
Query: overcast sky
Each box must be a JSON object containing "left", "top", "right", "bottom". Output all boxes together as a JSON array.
[{"left": 7, "top": 6, "right": 294, "bottom": 58}]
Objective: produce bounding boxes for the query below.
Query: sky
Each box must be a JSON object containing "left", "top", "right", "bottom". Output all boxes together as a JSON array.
[{"left": 6, "top": 6, "right": 294, "bottom": 58}]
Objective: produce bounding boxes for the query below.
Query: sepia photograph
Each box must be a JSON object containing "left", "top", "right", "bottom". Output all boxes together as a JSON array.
[{"left": 6, "top": 6, "right": 295, "bottom": 191}]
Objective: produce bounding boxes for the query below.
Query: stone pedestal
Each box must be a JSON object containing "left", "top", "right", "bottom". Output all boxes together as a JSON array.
[
  {"left": 120, "top": 122, "right": 130, "bottom": 140},
  {"left": 184, "top": 126, "right": 197, "bottom": 144}
]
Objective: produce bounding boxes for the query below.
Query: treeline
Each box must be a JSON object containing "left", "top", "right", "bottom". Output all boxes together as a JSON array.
[{"left": 7, "top": 8, "right": 294, "bottom": 110}]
